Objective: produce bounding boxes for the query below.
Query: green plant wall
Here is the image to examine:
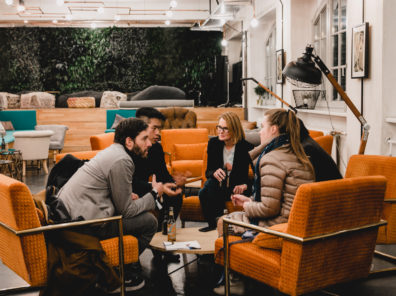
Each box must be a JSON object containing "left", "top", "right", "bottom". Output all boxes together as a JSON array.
[{"left": 0, "top": 27, "right": 222, "bottom": 104}]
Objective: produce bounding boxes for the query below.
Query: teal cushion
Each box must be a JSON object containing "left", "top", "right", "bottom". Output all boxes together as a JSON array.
[
  {"left": 106, "top": 109, "right": 136, "bottom": 130},
  {"left": 0, "top": 110, "right": 37, "bottom": 131},
  {"left": 105, "top": 129, "right": 115, "bottom": 133}
]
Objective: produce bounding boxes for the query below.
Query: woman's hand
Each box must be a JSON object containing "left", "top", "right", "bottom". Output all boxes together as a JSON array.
[
  {"left": 131, "top": 193, "right": 139, "bottom": 200},
  {"left": 231, "top": 194, "right": 251, "bottom": 207},
  {"left": 213, "top": 168, "right": 226, "bottom": 182},
  {"left": 233, "top": 184, "right": 247, "bottom": 194}
]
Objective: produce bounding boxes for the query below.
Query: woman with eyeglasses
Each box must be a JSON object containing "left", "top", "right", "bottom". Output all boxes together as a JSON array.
[{"left": 198, "top": 112, "right": 254, "bottom": 232}]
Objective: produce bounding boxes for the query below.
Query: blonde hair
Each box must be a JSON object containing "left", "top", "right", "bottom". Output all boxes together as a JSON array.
[
  {"left": 264, "top": 108, "right": 314, "bottom": 175},
  {"left": 218, "top": 112, "right": 245, "bottom": 145}
]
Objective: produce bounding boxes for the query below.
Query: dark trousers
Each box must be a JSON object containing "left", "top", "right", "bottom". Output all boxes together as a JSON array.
[
  {"left": 199, "top": 178, "right": 231, "bottom": 227},
  {"left": 96, "top": 211, "right": 158, "bottom": 255}
]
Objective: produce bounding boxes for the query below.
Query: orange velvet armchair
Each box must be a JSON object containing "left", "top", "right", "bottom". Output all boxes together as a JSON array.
[
  {"left": 345, "top": 155, "right": 396, "bottom": 249},
  {"left": 90, "top": 132, "right": 115, "bottom": 150},
  {"left": 160, "top": 128, "right": 208, "bottom": 177},
  {"left": 0, "top": 174, "right": 138, "bottom": 295},
  {"left": 215, "top": 176, "right": 386, "bottom": 296}
]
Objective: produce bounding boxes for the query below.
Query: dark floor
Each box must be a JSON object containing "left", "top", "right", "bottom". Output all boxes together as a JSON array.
[{"left": 1, "top": 165, "right": 395, "bottom": 296}]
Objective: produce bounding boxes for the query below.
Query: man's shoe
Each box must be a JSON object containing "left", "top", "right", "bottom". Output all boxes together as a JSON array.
[
  {"left": 109, "top": 274, "right": 145, "bottom": 293},
  {"left": 213, "top": 274, "right": 244, "bottom": 295},
  {"left": 164, "top": 253, "right": 180, "bottom": 263},
  {"left": 198, "top": 225, "right": 216, "bottom": 232}
]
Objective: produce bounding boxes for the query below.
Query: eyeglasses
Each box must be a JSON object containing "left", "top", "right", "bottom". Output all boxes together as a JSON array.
[{"left": 216, "top": 125, "right": 229, "bottom": 133}]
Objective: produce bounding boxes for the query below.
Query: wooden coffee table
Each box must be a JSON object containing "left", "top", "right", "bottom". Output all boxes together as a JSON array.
[
  {"left": 150, "top": 227, "right": 218, "bottom": 255},
  {"left": 150, "top": 227, "right": 218, "bottom": 275}
]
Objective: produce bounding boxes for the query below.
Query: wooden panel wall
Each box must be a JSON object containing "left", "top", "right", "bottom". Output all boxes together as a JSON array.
[{"left": 36, "top": 107, "right": 244, "bottom": 153}]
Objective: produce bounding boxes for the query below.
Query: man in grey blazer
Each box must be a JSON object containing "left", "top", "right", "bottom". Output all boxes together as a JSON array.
[{"left": 57, "top": 118, "right": 163, "bottom": 291}]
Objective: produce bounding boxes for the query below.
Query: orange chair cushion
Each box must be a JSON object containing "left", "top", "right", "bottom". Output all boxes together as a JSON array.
[
  {"left": 180, "top": 195, "right": 205, "bottom": 222},
  {"left": 171, "top": 160, "right": 203, "bottom": 177},
  {"left": 215, "top": 235, "right": 281, "bottom": 288},
  {"left": 252, "top": 223, "right": 287, "bottom": 250},
  {"left": 90, "top": 132, "right": 115, "bottom": 150},
  {"left": 173, "top": 142, "right": 207, "bottom": 160},
  {"left": 100, "top": 235, "right": 139, "bottom": 266}
]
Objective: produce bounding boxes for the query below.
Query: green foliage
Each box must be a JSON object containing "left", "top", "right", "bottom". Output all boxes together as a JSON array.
[
  {"left": 254, "top": 85, "right": 266, "bottom": 97},
  {"left": 0, "top": 27, "right": 221, "bottom": 100}
]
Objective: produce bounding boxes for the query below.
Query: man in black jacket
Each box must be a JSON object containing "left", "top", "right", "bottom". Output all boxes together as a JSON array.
[
  {"left": 299, "top": 119, "right": 342, "bottom": 181},
  {"left": 133, "top": 108, "right": 185, "bottom": 259}
]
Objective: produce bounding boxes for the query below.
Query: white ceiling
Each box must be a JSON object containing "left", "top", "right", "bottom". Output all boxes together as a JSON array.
[{"left": 0, "top": 0, "right": 252, "bottom": 28}]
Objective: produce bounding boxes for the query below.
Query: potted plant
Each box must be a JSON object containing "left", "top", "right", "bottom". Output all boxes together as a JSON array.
[{"left": 254, "top": 85, "right": 266, "bottom": 105}]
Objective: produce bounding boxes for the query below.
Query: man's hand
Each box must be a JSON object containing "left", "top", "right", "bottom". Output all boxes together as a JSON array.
[
  {"left": 213, "top": 168, "right": 226, "bottom": 183},
  {"left": 151, "top": 174, "right": 164, "bottom": 197},
  {"left": 231, "top": 194, "right": 251, "bottom": 207},
  {"left": 233, "top": 184, "right": 247, "bottom": 194},
  {"left": 163, "top": 183, "right": 182, "bottom": 196},
  {"left": 172, "top": 171, "right": 190, "bottom": 187},
  {"left": 131, "top": 193, "right": 139, "bottom": 200}
]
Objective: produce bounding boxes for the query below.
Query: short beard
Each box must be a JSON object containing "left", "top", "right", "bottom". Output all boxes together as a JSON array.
[{"left": 132, "top": 144, "right": 147, "bottom": 158}]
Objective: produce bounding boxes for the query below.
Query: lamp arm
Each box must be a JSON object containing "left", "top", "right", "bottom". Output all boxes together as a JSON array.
[
  {"left": 311, "top": 54, "right": 370, "bottom": 154},
  {"left": 241, "top": 77, "right": 298, "bottom": 113}
]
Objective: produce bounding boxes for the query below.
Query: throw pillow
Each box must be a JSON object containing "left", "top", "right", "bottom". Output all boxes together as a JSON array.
[
  {"left": 1, "top": 121, "right": 14, "bottom": 131},
  {"left": 172, "top": 143, "right": 207, "bottom": 160},
  {"left": 111, "top": 114, "right": 125, "bottom": 129},
  {"left": 252, "top": 223, "right": 288, "bottom": 250}
]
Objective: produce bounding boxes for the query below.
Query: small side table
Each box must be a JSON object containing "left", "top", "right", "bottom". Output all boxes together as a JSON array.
[
  {"left": 0, "top": 159, "right": 14, "bottom": 178},
  {"left": 0, "top": 149, "right": 23, "bottom": 181}
]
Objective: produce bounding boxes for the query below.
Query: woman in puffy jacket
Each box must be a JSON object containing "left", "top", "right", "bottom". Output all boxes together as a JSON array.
[{"left": 228, "top": 108, "right": 314, "bottom": 231}]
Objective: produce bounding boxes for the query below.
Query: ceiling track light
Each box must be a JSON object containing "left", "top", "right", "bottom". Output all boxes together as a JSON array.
[
  {"left": 97, "top": 6, "right": 104, "bottom": 14},
  {"left": 5, "top": 0, "right": 13, "bottom": 6},
  {"left": 250, "top": 0, "right": 259, "bottom": 28},
  {"left": 170, "top": 1, "right": 177, "bottom": 8},
  {"left": 221, "top": 29, "right": 227, "bottom": 47},
  {"left": 165, "top": 20, "right": 171, "bottom": 26}
]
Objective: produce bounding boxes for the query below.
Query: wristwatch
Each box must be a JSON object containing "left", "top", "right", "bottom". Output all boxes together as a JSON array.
[
  {"left": 151, "top": 188, "right": 163, "bottom": 210},
  {"left": 151, "top": 188, "right": 158, "bottom": 200}
]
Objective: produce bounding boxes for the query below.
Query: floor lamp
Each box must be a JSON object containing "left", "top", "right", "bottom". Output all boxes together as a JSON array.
[{"left": 282, "top": 45, "right": 370, "bottom": 154}]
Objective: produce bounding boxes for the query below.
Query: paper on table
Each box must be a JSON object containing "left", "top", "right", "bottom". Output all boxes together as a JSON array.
[{"left": 163, "top": 240, "right": 201, "bottom": 251}]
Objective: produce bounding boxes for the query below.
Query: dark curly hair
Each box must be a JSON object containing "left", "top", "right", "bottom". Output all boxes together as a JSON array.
[{"left": 114, "top": 118, "right": 148, "bottom": 145}]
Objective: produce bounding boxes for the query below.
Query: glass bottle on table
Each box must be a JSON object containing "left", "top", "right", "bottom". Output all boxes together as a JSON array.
[
  {"left": 162, "top": 212, "right": 168, "bottom": 235},
  {"left": 167, "top": 207, "right": 176, "bottom": 242}
]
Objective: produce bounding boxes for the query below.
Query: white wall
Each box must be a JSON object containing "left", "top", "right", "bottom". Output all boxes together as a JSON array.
[{"left": 241, "top": 0, "right": 395, "bottom": 174}]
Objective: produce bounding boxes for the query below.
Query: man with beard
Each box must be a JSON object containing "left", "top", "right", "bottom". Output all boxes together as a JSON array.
[
  {"left": 133, "top": 107, "right": 185, "bottom": 262},
  {"left": 57, "top": 118, "right": 163, "bottom": 291}
]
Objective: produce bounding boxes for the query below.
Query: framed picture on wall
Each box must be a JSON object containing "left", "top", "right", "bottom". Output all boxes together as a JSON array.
[
  {"left": 351, "top": 22, "right": 369, "bottom": 78},
  {"left": 276, "top": 49, "right": 284, "bottom": 84}
]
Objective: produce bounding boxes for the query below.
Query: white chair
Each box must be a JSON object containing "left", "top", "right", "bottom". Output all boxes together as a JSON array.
[
  {"left": 13, "top": 130, "right": 54, "bottom": 176},
  {"left": 35, "top": 124, "right": 69, "bottom": 161}
]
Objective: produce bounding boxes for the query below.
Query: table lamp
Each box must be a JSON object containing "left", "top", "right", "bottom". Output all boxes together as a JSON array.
[{"left": 282, "top": 45, "right": 369, "bottom": 154}]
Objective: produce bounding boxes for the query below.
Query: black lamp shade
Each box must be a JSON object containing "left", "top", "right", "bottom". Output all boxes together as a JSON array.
[{"left": 283, "top": 50, "right": 323, "bottom": 87}]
